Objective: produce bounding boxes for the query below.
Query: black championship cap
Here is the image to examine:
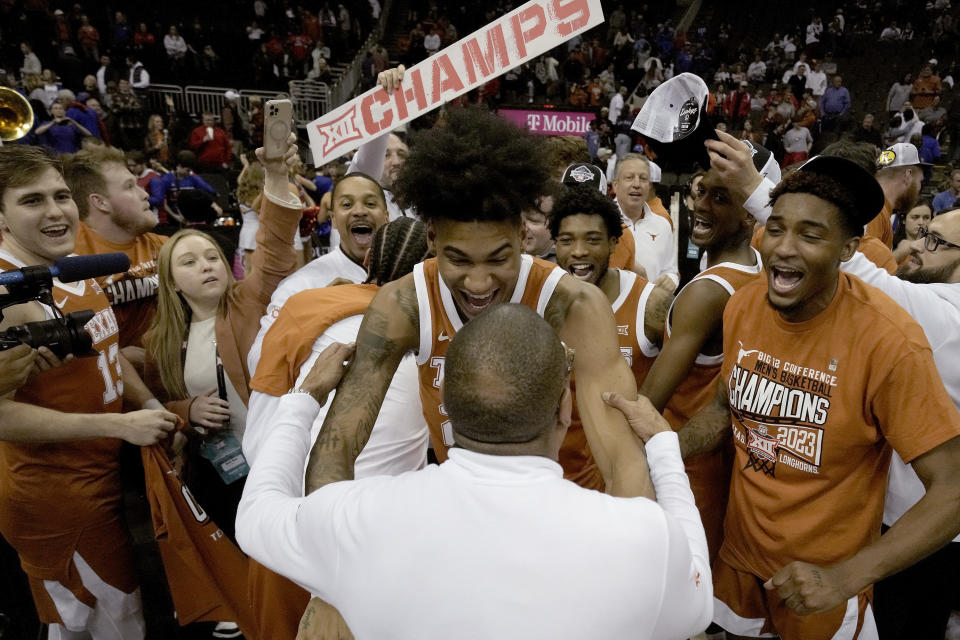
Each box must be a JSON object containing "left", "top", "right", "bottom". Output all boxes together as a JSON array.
[
  {"left": 797, "top": 155, "right": 885, "bottom": 230},
  {"left": 631, "top": 73, "right": 715, "bottom": 172},
  {"left": 561, "top": 162, "right": 607, "bottom": 193}
]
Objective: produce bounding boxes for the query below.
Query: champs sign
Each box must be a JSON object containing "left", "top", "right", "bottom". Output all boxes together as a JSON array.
[{"left": 307, "top": 0, "right": 604, "bottom": 165}]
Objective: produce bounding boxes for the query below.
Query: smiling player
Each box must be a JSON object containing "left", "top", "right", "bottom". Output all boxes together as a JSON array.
[
  {"left": 675, "top": 156, "right": 960, "bottom": 639},
  {"left": 550, "top": 178, "right": 671, "bottom": 489}
]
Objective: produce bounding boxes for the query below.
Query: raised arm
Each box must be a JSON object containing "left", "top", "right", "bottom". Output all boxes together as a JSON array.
[
  {"left": 548, "top": 277, "right": 653, "bottom": 499},
  {"left": 304, "top": 277, "right": 419, "bottom": 492},
  {"left": 640, "top": 281, "right": 728, "bottom": 411}
]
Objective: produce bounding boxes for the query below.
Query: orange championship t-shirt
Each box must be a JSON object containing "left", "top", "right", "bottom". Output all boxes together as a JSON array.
[
  {"left": 73, "top": 223, "right": 168, "bottom": 348},
  {"left": 719, "top": 272, "right": 960, "bottom": 580},
  {"left": 566, "top": 269, "right": 659, "bottom": 491}
]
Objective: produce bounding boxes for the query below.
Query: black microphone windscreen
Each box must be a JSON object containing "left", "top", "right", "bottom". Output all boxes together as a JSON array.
[{"left": 53, "top": 253, "right": 131, "bottom": 283}]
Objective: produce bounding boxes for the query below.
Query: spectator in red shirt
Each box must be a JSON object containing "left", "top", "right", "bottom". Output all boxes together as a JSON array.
[
  {"left": 723, "top": 80, "right": 752, "bottom": 131},
  {"left": 77, "top": 14, "right": 100, "bottom": 61},
  {"left": 188, "top": 113, "right": 232, "bottom": 171}
]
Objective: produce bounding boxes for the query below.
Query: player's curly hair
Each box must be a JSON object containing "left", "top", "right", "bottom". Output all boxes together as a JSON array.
[
  {"left": 366, "top": 216, "right": 429, "bottom": 286},
  {"left": 549, "top": 186, "right": 624, "bottom": 240},
  {"left": 768, "top": 170, "right": 863, "bottom": 238},
  {"left": 392, "top": 107, "right": 550, "bottom": 225}
]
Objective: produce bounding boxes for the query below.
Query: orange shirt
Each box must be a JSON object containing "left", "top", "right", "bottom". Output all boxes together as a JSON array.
[
  {"left": 250, "top": 284, "right": 379, "bottom": 396},
  {"left": 609, "top": 223, "right": 636, "bottom": 271},
  {"left": 911, "top": 75, "right": 941, "bottom": 110},
  {"left": 567, "top": 269, "right": 659, "bottom": 490},
  {"left": 719, "top": 273, "right": 960, "bottom": 578},
  {"left": 865, "top": 199, "right": 894, "bottom": 249},
  {"left": 73, "top": 223, "right": 168, "bottom": 348},
  {"left": 142, "top": 444, "right": 256, "bottom": 635},
  {"left": 0, "top": 250, "right": 125, "bottom": 579}
]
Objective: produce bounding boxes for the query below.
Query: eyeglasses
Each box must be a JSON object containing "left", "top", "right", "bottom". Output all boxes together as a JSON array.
[
  {"left": 917, "top": 226, "right": 960, "bottom": 252},
  {"left": 560, "top": 340, "right": 575, "bottom": 375}
]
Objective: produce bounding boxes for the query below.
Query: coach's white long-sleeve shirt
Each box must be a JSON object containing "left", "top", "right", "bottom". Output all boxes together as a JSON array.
[{"left": 237, "top": 395, "right": 712, "bottom": 640}]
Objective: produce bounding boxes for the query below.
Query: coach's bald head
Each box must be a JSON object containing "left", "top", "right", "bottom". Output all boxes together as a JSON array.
[{"left": 443, "top": 304, "right": 572, "bottom": 458}]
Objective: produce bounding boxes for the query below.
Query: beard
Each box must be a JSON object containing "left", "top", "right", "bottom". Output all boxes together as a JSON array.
[
  {"left": 895, "top": 258, "right": 960, "bottom": 284},
  {"left": 895, "top": 180, "right": 921, "bottom": 212}
]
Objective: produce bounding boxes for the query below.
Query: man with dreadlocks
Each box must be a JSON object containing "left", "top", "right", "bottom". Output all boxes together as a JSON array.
[{"left": 241, "top": 217, "right": 430, "bottom": 640}]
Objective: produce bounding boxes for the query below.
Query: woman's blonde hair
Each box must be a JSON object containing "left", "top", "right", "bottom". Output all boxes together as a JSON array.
[
  {"left": 236, "top": 162, "right": 265, "bottom": 206},
  {"left": 146, "top": 229, "right": 236, "bottom": 399}
]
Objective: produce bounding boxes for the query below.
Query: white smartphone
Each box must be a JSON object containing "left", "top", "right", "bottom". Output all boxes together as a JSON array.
[{"left": 264, "top": 99, "right": 293, "bottom": 161}]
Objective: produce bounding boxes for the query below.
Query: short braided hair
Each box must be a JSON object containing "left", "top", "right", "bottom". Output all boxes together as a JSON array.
[{"left": 366, "top": 216, "right": 428, "bottom": 285}]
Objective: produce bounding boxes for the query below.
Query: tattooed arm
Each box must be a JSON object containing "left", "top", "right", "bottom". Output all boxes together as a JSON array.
[
  {"left": 304, "top": 275, "right": 419, "bottom": 493},
  {"left": 547, "top": 276, "right": 654, "bottom": 499},
  {"left": 677, "top": 378, "right": 731, "bottom": 458}
]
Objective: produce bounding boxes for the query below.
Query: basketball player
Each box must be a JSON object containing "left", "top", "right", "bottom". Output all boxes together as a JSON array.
[
  {"left": 63, "top": 147, "right": 167, "bottom": 363},
  {"left": 639, "top": 151, "right": 775, "bottom": 563},
  {"left": 307, "top": 107, "right": 652, "bottom": 497},
  {"left": 0, "top": 145, "right": 177, "bottom": 639},
  {"left": 673, "top": 156, "right": 960, "bottom": 639},
  {"left": 551, "top": 174, "right": 671, "bottom": 489}
]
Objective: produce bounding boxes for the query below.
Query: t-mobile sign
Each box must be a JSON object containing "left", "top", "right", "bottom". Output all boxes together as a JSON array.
[{"left": 498, "top": 109, "right": 595, "bottom": 136}]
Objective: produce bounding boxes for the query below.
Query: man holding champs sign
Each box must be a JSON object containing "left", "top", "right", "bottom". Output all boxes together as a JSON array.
[{"left": 306, "top": 0, "right": 605, "bottom": 166}]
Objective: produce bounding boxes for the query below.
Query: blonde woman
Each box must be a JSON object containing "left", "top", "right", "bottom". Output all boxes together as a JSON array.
[
  {"left": 143, "top": 134, "right": 301, "bottom": 550},
  {"left": 236, "top": 154, "right": 308, "bottom": 275},
  {"left": 144, "top": 113, "right": 170, "bottom": 164}
]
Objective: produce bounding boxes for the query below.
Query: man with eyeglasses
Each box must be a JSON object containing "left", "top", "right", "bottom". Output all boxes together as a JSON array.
[{"left": 836, "top": 208, "right": 960, "bottom": 639}]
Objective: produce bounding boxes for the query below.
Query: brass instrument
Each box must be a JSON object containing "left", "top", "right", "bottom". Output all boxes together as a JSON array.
[{"left": 0, "top": 87, "right": 35, "bottom": 142}]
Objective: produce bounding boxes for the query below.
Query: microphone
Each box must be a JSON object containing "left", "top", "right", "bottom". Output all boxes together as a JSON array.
[{"left": 0, "top": 253, "right": 132, "bottom": 286}]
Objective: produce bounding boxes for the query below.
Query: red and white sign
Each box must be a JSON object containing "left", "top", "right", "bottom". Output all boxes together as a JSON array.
[
  {"left": 498, "top": 108, "right": 595, "bottom": 136},
  {"left": 307, "top": 0, "right": 604, "bottom": 165}
]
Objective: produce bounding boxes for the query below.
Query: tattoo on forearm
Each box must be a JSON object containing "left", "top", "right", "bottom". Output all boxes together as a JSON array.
[{"left": 305, "top": 306, "right": 403, "bottom": 493}]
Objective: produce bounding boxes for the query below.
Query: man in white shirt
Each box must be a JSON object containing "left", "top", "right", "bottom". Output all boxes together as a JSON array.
[
  {"left": 612, "top": 153, "right": 679, "bottom": 290},
  {"left": 838, "top": 210, "right": 960, "bottom": 640},
  {"left": 246, "top": 173, "right": 389, "bottom": 372},
  {"left": 805, "top": 61, "right": 827, "bottom": 98},
  {"left": 237, "top": 303, "right": 713, "bottom": 640},
  {"left": 608, "top": 85, "right": 627, "bottom": 124},
  {"left": 747, "top": 55, "right": 767, "bottom": 83},
  {"left": 423, "top": 28, "right": 441, "bottom": 56}
]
